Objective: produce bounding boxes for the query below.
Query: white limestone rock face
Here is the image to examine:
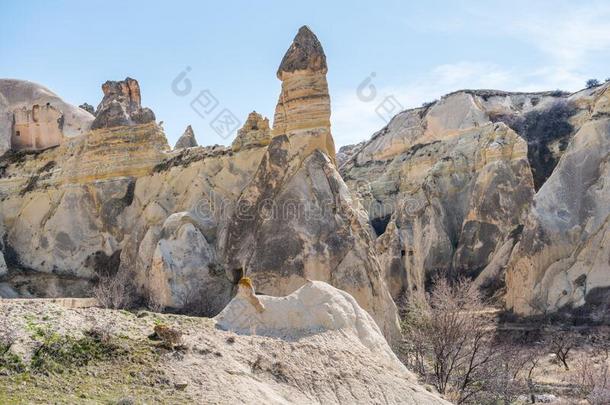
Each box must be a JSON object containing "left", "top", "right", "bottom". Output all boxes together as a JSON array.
[
  {"left": 215, "top": 280, "right": 450, "bottom": 405},
  {"left": 147, "top": 212, "right": 232, "bottom": 312},
  {"left": 341, "top": 87, "right": 605, "bottom": 300},
  {"left": 505, "top": 117, "right": 610, "bottom": 315},
  {"left": 0, "top": 79, "right": 94, "bottom": 139}
]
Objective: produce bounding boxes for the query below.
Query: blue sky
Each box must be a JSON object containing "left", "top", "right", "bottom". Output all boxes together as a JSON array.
[{"left": 1, "top": 1, "right": 609, "bottom": 147}]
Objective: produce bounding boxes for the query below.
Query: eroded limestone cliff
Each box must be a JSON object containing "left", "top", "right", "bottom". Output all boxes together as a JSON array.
[{"left": 340, "top": 84, "right": 609, "bottom": 316}]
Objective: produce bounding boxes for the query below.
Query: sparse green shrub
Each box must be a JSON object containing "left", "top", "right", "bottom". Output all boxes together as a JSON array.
[
  {"left": 0, "top": 343, "right": 25, "bottom": 374},
  {"left": 587, "top": 79, "right": 601, "bottom": 88},
  {"left": 30, "top": 327, "right": 120, "bottom": 374},
  {"left": 421, "top": 100, "right": 437, "bottom": 109}
]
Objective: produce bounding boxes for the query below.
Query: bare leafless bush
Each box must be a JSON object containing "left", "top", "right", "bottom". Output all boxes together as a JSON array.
[
  {"left": 484, "top": 344, "right": 537, "bottom": 404},
  {"left": 572, "top": 356, "right": 610, "bottom": 404},
  {"left": 177, "top": 279, "right": 215, "bottom": 317},
  {"left": 547, "top": 329, "right": 576, "bottom": 370},
  {"left": 93, "top": 270, "right": 136, "bottom": 310},
  {"left": 401, "top": 277, "right": 501, "bottom": 404}
]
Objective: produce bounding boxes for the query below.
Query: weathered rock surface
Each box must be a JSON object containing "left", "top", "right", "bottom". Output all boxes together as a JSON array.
[
  {"left": 0, "top": 79, "right": 94, "bottom": 154},
  {"left": 223, "top": 27, "right": 400, "bottom": 342},
  {"left": 272, "top": 26, "right": 335, "bottom": 162},
  {"left": 505, "top": 113, "right": 610, "bottom": 315},
  {"left": 91, "top": 77, "right": 155, "bottom": 129},
  {"left": 0, "top": 252, "right": 6, "bottom": 277},
  {"left": 231, "top": 111, "right": 271, "bottom": 152},
  {"left": 1, "top": 291, "right": 448, "bottom": 404},
  {"left": 215, "top": 280, "right": 448, "bottom": 403},
  {"left": 174, "top": 125, "right": 198, "bottom": 149},
  {"left": 341, "top": 87, "right": 606, "bottom": 304},
  {"left": 147, "top": 211, "right": 231, "bottom": 312}
]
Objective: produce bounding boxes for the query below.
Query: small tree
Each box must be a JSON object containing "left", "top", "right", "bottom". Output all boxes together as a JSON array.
[
  {"left": 547, "top": 329, "right": 576, "bottom": 370},
  {"left": 586, "top": 79, "right": 601, "bottom": 88},
  {"left": 402, "top": 278, "right": 497, "bottom": 403}
]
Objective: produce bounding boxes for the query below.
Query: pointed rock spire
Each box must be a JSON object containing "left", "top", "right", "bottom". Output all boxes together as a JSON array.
[
  {"left": 277, "top": 25, "right": 327, "bottom": 79},
  {"left": 231, "top": 111, "right": 271, "bottom": 152},
  {"left": 174, "top": 125, "right": 198, "bottom": 149},
  {"left": 272, "top": 26, "right": 335, "bottom": 162}
]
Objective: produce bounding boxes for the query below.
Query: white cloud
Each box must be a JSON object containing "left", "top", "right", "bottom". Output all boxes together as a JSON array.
[
  {"left": 333, "top": 2, "right": 610, "bottom": 147},
  {"left": 333, "top": 62, "right": 519, "bottom": 147},
  {"left": 510, "top": 4, "right": 610, "bottom": 69}
]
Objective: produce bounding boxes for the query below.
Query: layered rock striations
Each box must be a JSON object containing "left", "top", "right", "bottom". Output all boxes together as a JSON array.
[
  {"left": 223, "top": 26, "right": 400, "bottom": 342},
  {"left": 272, "top": 26, "right": 336, "bottom": 163}
]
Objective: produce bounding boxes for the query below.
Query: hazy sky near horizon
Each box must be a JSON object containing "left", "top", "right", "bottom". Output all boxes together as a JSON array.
[{"left": 2, "top": 1, "right": 610, "bottom": 147}]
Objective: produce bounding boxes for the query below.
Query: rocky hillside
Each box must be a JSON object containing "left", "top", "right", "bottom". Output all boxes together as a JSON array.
[
  {"left": 0, "top": 281, "right": 447, "bottom": 404},
  {"left": 340, "top": 83, "right": 610, "bottom": 316},
  {"left": 0, "top": 22, "right": 607, "bottom": 353},
  {"left": 0, "top": 27, "right": 399, "bottom": 345}
]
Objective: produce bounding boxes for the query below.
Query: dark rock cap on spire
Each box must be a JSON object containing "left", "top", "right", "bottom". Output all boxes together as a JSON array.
[{"left": 277, "top": 26, "right": 327, "bottom": 79}]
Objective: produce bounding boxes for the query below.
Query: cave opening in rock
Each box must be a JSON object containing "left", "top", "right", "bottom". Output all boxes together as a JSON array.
[{"left": 371, "top": 214, "right": 391, "bottom": 236}]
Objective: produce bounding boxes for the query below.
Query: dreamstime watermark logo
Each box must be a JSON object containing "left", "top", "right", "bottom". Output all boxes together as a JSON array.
[
  {"left": 356, "top": 72, "right": 404, "bottom": 124},
  {"left": 171, "top": 67, "right": 241, "bottom": 139},
  {"left": 188, "top": 189, "right": 405, "bottom": 223}
]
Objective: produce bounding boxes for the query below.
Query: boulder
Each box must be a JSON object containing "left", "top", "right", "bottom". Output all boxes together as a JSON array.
[{"left": 148, "top": 212, "right": 232, "bottom": 314}]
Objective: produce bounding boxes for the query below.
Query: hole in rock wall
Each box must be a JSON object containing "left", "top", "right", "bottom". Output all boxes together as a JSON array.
[{"left": 371, "top": 214, "right": 391, "bottom": 236}]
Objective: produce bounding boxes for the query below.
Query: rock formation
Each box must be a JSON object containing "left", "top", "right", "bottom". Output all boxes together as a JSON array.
[
  {"left": 231, "top": 111, "right": 271, "bottom": 152},
  {"left": 214, "top": 280, "right": 449, "bottom": 403},
  {"left": 272, "top": 26, "right": 336, "bottom": 163},
  {"left": 0, "top": 79, "right": 94, "bottom": 154},
  {"left": 341, "top": 86, "right": 608, "bottom": 311},
  {"left": 0, "top": 26, "right": 607, "bottom": 338},
  {"left": 91, "top": 77, "right": 155, "bottom": 130},
  {"left": 174, "top": 125, "right": 198, "bottom": 149},
  {"left": 222, "top": 26, "right": 400, "bottom": 342},
  {"left": 505, "top": 84, "right": 610, "bottom": 315}
]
